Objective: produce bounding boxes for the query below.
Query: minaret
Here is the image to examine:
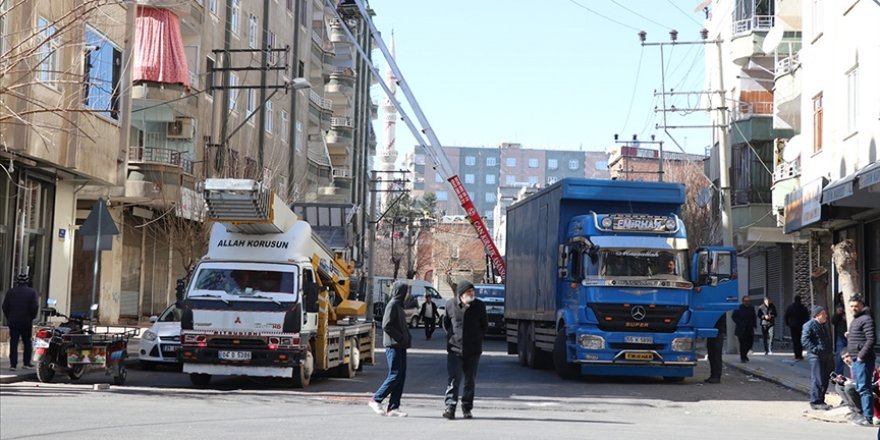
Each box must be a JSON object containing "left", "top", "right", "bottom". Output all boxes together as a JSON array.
[{"left": 379, "top": 31, "right": 399, "bottom": 211}]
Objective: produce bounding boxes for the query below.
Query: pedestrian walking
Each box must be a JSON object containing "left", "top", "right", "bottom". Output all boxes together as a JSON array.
[
  {"left": 757, "top": 296, "right": 778, "bottom": 355},
  {"left": 367, "top": 283, "right": 412, "bottom": 417},
  {"left": 704, "top": 314, "right": 726, "bottom": 384},
  {"left": 831, "top": 292, "right": 848, "bottom": 375},
  {"left": 784, "top": 295, "right": 810, "bottom": 360},
  {"left": 845, "top": 293, "right": 876, "bottom": 427},
  {"left": 2, "top": 274, "right": 40, "bottom": 371},
  {"left": 442, "top": 281, "right": 487, "bottom": 420},
  {"left": 419, "top": 294, "right": 439, "bottom": 340},
  {"left": 801, "top": 305, "right": 834, "bottom": 411},
  {"left": 732, "top": 296, "right": 757, "bottom": 363}
]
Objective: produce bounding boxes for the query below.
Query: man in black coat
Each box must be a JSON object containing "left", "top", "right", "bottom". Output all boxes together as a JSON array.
[
  {"left": 704, "top": 315, "right": 727, "bottom": 384},
  {"left": 784, "top": 295, "right": 810, "bottom": 360},
  {"left": 757, "top": 296, "right": 778, "bottom": 355},
  {"left": 368, "top": 283, "right": 412, "bottom": 417},
  {"left": 732, "top": 296, "right": 757, "bottom": 363},
  {"left": 442, "top": 280, "right": 488, "bottom": 420},
  {"left": 801, "top": 305, "right": 833, "bottom": 411},
  {"left": 846, "top": 294, "right": 876, "bottom": 427},
  {"left": 2, "top": 274, "right": 40, "bottom": 371},
  {"left": 419, "top": 294, "right": 439, "bottom": 340}
]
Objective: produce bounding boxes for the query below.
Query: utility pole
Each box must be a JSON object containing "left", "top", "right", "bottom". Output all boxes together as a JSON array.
[
  {"left": 612, "top": 133, "right": 665, "bottom": 182},
  {"left": 366, "top": 169, "right": 410, "bottom": 322}
]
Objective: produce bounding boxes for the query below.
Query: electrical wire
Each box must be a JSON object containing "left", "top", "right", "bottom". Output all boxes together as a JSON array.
[
  {"left": 566, "top": 0, "right": 641, "bottom": 32},
  {"left": 620, "top": 46, "right": 645, "bottom": 135},
  {"left": 665, "top": 0, "right": 705, "bottom": 27},
  {"left": 607, "top": 0, "right": 674, "bottom": 30}
]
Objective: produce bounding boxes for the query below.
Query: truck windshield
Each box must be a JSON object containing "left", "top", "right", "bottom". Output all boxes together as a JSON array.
[
  {"left": 193, "top": 268, "right": 297, "bottom": 297},
  {"left": 592, "top": 249, "right": 689, "bottom": 279}
]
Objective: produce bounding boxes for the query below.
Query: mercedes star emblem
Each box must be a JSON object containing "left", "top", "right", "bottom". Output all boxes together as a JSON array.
[{"left": 631, "top": 306, "right": 647, "bottom": 321}]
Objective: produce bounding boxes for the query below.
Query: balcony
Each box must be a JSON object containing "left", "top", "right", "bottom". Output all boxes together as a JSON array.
[
  {"left": 326, "top": 68, "right": 355, "bottom": 98},
  {"left": 773, "top": 50, "right": 801, "bottom": 131},
  {"left": 128, "top": 146, "right": 194, "bottom": 175},
  {"left": 326, "top": 118, "right": 353, "bottom": 155},
  {"left": 332, "top": 167, "right": 352, "bottom": 179},
  {"left": 328, "top": 19, "right": 350, "bottom": 45},
  {"left": 733, "top": 15, "right": 774, "bottom": 36}
]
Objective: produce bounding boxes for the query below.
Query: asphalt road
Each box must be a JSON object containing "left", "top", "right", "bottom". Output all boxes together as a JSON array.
[{"left": 0, "top": 329, "right": 870, "bottom": 440}]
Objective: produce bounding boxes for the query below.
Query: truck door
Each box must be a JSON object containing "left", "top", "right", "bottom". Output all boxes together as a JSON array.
[{"left": 689, "top": 247, "right": 739, "bottom": 335}]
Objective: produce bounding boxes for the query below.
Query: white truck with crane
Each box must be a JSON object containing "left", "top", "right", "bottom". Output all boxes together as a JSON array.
[{"left": 178, "top": 179, "right": 374, "bottom": 387}]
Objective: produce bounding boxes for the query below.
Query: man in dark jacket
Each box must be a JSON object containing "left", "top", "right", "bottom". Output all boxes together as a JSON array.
[
  {"left": 846, "top": 294, "right": 876, "bottom": 427},
  {"left": 368, "top": 283, "right": 412, "bottom": 417},
  {"left": 784, "top": 295, "right": 810, "bottom": 360},
  {"left": 442, "top": 280, "right": 488, "bottom": 420},
  {"left": 704, "top": 315, "right": 727, "bottom": 384},
  {"left": 831, "top": 292, "right": 848, "bottom": 375},
  {"left": 732, "top": 296, "right": 757, "bottom": 363},
  {"left": 757, "top": 296, "right": 778, "bottom": 355},
  {"left": 801, "top": 305, "right": 833, "bottom": 411},
  {"left": 419, "top": 294, "right": 439, "bottom": 340},
  {"left": 2, "top": 274, "right": 40, "bottom": 371}
]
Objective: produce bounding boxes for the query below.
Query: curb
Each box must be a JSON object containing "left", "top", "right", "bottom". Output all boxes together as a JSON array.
[
  {"left": 723, "top": 359, "right": 811, "bottom": 396},
  {"left": 1, "top": 357, "right": 140, "bottom": 385}
]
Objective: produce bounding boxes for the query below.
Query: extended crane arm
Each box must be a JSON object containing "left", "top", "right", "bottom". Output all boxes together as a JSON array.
[{"left": 329, "top": 0, "right": 506, "bottom": 280}]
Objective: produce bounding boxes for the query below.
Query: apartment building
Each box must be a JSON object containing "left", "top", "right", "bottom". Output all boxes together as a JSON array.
[{"left": 0, "top": 0, "right": 376, "bottom": 323}]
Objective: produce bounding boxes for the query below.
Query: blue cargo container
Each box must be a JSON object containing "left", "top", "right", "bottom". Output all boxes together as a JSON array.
[{"left": 504, "top": 178, "right": 739, "bottom": 380}]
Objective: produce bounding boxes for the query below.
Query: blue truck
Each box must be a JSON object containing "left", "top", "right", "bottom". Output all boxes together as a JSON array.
[{"left": 504, "top": 178, "right": 739, "bottom": 381}]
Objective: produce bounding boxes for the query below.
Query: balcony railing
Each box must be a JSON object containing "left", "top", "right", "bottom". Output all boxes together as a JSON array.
[
  {"left": 330, "top": 117, "right": 354, "bottom": 128},
  {"left": 774, "top": 157, "right": 800, "bottom": 182},
  {"left": 733, "top": 101, "right": 774, "bottom": 121},
  {"left": 309, "top": 90, "right": 333, "bottom": 111},
  {"left": 332, "top": 167, "right": 352, "bottom": 178},
  {"left": 129, "top": 146, "right": 194, "bottom": 175},
  {"left": 775, "top": 52, "right": 800, "bottom": 78},
  {"left": 733, "top": 15, "right": 774, "bottom": 35},
  {"left": 311, "top": 30, "right": 322, "bottom": 46}
]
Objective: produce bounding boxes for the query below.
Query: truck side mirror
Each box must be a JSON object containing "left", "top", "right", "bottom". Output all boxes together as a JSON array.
[{"left": 558, "top": 245, "right": 570, "bottom": 278}]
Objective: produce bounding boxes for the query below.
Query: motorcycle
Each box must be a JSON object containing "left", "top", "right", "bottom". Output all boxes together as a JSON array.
[{"left": 32, "top": 300, "right": 92, "bottom": 382}]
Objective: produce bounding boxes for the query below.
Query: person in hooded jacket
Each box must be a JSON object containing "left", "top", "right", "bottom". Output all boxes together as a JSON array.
[
  {"left": 442, "top": 280, "right": 487, "bottom": 420},
  {"left": 784, "top": 295, "right": 810, "bottom": 360},
  {"left": 846, "top": 293, "right": 876, "bottom": 427},
  {"left": 732, "top": 296, "right": 757, "bottom": 363},
  {"left": 367, "top": 283, "right": 412, "bottom": 417},
  {"left": 801, "top": 305, "right": 834, "bottom": 411},
  {"left": 2, "top": 274, "right": 40, "bottom": 371}
]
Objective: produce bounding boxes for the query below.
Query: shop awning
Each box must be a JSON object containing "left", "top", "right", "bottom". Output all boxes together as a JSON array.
[
  {"left": 784, "top": 177, "right": 825, "bottom": 234},
  {"left": 133, "top": 6, "right": 190, "bottom": 88},
  {"left": 822, "top": 161, "right": 880, "bottom": 208},
  {"left": 858, "top": 160, "right": 880, "bottom": 190}
]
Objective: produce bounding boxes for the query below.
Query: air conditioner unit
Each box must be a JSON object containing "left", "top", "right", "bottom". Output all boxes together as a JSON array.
[{"left": 167, "top": 117, "right": 194, "bottom": 139}]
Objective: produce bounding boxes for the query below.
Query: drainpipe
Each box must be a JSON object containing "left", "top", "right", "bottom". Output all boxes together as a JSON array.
[
  {"left": 257, "top": 0, "right": 270, "bottom": 176},
  {"left": 218, "top": 0, "right": 233, "bottom": 174},
  {"left": 287, "top": 0, "right": 302, "bottom": 200}
]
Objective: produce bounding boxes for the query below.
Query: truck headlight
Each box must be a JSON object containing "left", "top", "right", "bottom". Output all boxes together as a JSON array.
[
  {"left": 601, "top": 217, "right": 613, "bottom": 229},
  {"left": 142, "top": 330, "right": 157, "bottom": 342},
  {"left": 671, "top": 337, "right": 693, "bottom": 352},
  {"left": 665, "top": 218, "right": 677, "bottom": 230},
  {"left": 578, "top": 335, "right": 605, "bottom": 350}
]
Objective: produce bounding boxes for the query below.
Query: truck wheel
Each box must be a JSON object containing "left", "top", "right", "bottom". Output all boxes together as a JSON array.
[
  {"left": 663, "top": 376, "right": 685, "bottom": 383},
  {"left": 190, "top": 373, "right": 211, "bottom": 386},
  {"left": 516, "top": 322, "right": 528, "bottom": 366},
  {"left": 553, "top": 330, "right": 579, "bottom": 380},
  {"left": 36, "top": 361, "right": 55, "bottom": 383},
  {"left": 67, "top": 364, "right": 86, "bottom": 380},
  {"left": 293, "top": 348, "right": 314, "bottom": 388},
  {"left": 336, "top": 340, "right": 359, "bottom": 378},
  {"left": 524, "top": 324, "right": 541, "bottom": 369}
]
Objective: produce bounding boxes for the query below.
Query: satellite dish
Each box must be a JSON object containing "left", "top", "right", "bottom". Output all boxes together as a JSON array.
[
  {"left": 697, "top": 187, "right": 712, "bottom": 208},
  {"left": 762, "top": 24, "right": 784, "bottom": 54},
  {"left": 782, "top": 135, "right": 802, "bottom": 162}
]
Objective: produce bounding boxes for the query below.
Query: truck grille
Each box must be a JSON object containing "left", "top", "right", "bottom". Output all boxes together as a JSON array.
[
  {"left": 590, "top": 304, "right": 685, "bottom": 333},
  {"left": 207, "top": 338, "right": 266, "bottom": 349}
]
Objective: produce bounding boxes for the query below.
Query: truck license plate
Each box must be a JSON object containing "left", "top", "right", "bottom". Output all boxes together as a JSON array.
[
  {"left": 624, "top": 336, "right": 653, "bottom": 344},
  {"left": 219, "top": 350, "right": 251, "bottom": 361},
  {"left": 624, "top": 352, "right": 654, "bottom": 361}
]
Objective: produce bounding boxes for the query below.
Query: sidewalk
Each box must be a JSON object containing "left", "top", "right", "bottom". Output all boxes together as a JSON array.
[{"left": 722, "top": 350, "right": 860, "bottom": 424}]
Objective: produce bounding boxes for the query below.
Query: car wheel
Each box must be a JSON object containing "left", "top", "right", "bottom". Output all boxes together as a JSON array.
[
  {"left": 112, "top": 365, "right": 127, "bottom": 386},
  {"left": 67, "top": 364, "right": 86, "bottom": 380}
]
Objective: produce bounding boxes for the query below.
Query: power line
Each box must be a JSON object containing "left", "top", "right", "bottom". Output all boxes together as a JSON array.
[
  {"left": 620, "top": 46, "right": 645, "bottom": 134},
  {"left": 607, "top": 0, "right": 673, "bottom": 30},
  {"left": 566, "top": 0, "right": 641, "bottom": 32},
  {"left": 665, "top": 0, "right": 705, "bottom": 27}
]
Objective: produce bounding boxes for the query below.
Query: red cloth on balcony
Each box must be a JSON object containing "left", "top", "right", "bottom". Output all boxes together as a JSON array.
[{"left": 133, "top": 6, "right": 189, "bottom": 88}]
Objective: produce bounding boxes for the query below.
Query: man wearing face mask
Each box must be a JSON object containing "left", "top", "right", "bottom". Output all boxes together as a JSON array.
[{"left": 442, "top": 280, "right": 488, "bottom": 420}]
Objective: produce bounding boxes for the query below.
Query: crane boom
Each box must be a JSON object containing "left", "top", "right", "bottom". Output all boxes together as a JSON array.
[{"left": 329, "top": 0, "right": 506, "bottom": 280}]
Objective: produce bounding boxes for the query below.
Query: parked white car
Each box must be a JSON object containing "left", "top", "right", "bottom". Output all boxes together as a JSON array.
[{"left": 137, "top": 304, "right": 182, "bottom": 369}]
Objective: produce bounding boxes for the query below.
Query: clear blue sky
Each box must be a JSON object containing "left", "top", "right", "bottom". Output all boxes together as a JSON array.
[{"left": 366, "top": 0, "right": 714, "bottom": 162}]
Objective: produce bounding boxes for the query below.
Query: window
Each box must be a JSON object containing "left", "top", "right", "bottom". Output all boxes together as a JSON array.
[
  {"left": 229, "top": 73, "right": 238, "bottom": 110},
  {"left": 528, "top": 176, "right": 538, "bottom": 186},
  {"left": 468, "top": 191, "right": 475, "bottom": 201},
  {"left": 415, "top": 155, "right": 426, "bottom": 166},
  {"left": 0, "top": 0, "right": 7, "bottom": 56},
  {"left": 231, "top": 0, "right": 240, "bottom": 35},
  {"left": 813, "top": 93, "right": 823, "bottom": 153},
  {"left": 464, "top": 174, "right": 475, "bottom": 184},
  {"left": 486, "top": 157, "right": 497, "bottom": 167},
  {"left": 286, "top": 0, "right": 293, "bottom": 12},
  {"left": 248, "top": 14, "right": 257, "bottom": 48},
  {"left": 435, "top": 173, "right": 443, "bottom": 183},
  {"left": 299, "top": 0, "right": 308, "bottom": 27},
  {"left": 206, "top": 57, "right": 215, "bottom": 98},
  {"left": 595, "top": 160, "right": 609, "bottom": 170},
  {"left": 83, "top": 26, "right": 121, "bottom": 119},
  {"left": 506, "top": 157, "right": 516, "bottom": 167},
  {"left": 506, "top": 175, "right": 516, "bottom": 185},
  {"left": 280, "top": 110, "right": 289, "bottom": 142},
  {"left": 465, "top": 156, "right": 476, "bottom": 166},
  {"left": 485, "top": 210, "right": 494, "bottom": 219},
  {"left": 812, "top": 0, "right": 823, "bottom": 39},
  {"left": 246, "top": 88, "right": 256, "bottom": 120},
  {"left": 568, "top": 160, "right": 579, "bottom": 170},
  {"left": 265, "top": 100, "right": 273, "bottom": 133},
  {"left": 208, "top": 0, "right": 218, "bottom": 15},
  {"left": 547, "top": 176, "right": 558, "bottom": 185},
  {"left": 485, "top": 192, "right": 496, "bottom": 202},
  {"left": 846, "top": 67, "right": 858, "bottom": 134},
  {"left": 486, "top": 174, "right": 496, "bottom": 185},
  {"left": 436, "top": 191, "right": 448, "bottom": 201},
  {"left": 548, "top": 159, "right": 558, "bottom": 170},
  {"left": 267, "top": 31, "right": 277, "bottom": 65},
  {"left": 37, "top": 17, "right": 59, "bottom": 83},
  {"left": 528, "top": 158, "right": 539, "bottom": 168}
]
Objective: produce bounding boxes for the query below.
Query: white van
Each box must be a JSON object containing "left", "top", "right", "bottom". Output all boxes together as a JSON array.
[{"left": 372, "top": 277, "right": 446, "bottom": 327}]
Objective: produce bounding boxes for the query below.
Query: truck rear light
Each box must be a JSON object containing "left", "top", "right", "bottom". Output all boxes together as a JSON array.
[{"left": 268, "top": 337, "right": 280, "bottom": 350}]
